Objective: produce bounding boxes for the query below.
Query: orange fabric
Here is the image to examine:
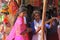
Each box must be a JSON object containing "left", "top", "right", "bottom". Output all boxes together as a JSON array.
[
  {"left": 33, "top": 0, "right": 41, "bottom": 7},
  {"left": 8, "top": 1, "right": 18, "bottom": 15}
]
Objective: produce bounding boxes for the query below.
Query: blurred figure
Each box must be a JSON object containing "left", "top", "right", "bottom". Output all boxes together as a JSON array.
[
  {"left": 8, "top": 0, "right": 18, "bottom": 16},
  {"left": 8, "top": 0, "right": 18, "bottom": 26},
  {"left": 6, "top": 6, "right": 29, "bottom": 40},
  {"left": 47, "top": 19, "right": 59, "bottom": 40},
  {"left": 30, "top": 10, "right": 52, "bottom": 40}
]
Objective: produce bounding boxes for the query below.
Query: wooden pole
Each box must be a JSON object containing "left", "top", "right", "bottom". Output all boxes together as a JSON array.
[{"left": 41, "top": 0, "right": 47, "bottom": 40}]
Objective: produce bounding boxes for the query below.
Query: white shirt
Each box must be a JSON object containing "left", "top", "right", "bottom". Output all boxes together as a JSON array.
[
  {"left": 24, "top": 17, "right": 27, "bottom": 24},
  {"left": 32, "top": 20, "right": 46, "bottom": 40},
  {"left": 34, "top": 20, "right": 42, "bottom": 34}
]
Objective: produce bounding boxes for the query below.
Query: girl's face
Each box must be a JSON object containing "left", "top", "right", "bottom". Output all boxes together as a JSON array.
[
  {"left": 34, "top": 13, "right": 40, "bottom": 20},
  {"left": 24, "top": 12, "right": 27, "bottom": 17},
  {"left": 19, "top": 11, "right": 26, "bottom": 17}
]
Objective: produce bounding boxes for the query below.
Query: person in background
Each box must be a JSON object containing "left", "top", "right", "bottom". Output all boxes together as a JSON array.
[
  {"left": 8, "top": 0, "right": 18, "bottom": 16},
  {"left": 30, "top": 10, "right": 53, "bottom": 40},
  {"left": 8, "top": 0, "right": 18, "bottom": 26},
  {"left": 47, "top": 19, "right": 59, "bottom": 40},
  {"left": 6, "top": 6, "right": 29, "bottom": 40},
  {"left": 54, "top": 16, "right": 60, "bottom": 40}
]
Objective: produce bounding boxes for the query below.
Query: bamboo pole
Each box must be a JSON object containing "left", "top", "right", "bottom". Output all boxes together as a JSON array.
[{"left": 41, "top": 0, "right": 47, "bottom": 40}]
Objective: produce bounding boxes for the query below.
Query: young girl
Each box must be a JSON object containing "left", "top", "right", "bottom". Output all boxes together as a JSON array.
[
  {"left": 31, "top": 10, "right": 51, "bottom": 40},
  {"left": 30, "top": 10, "right": 51, "bottom": 40},
  {"left": 6, "top": 6, "right": 29, "bottom": 40}
]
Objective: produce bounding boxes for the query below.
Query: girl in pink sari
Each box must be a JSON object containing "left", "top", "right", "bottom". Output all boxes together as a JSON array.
[{"left": 6, "top": 6, "right": 29, "bottom": 40}]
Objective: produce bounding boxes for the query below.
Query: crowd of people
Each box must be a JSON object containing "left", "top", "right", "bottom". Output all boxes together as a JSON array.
[{"left": 0, "top": 0, "right": 60, "bottom": 40}]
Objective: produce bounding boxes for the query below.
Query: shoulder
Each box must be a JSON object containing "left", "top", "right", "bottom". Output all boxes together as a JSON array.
[
  {"left": 15, "top": 17, "right": 23, "bottom": 24},
  {"left": 31, "top": 22, "right": 34, "bottom": 25},
  {"left": 30, "top": 22, "right": 34, "bottom": 27}
]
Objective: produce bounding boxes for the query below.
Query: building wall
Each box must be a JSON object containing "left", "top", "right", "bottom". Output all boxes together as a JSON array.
[
  {"left": 25, "top": 0, "right": 42, "bottom": 7},
  {"left": 33, "top": 0, "right": 42, "bottom": 7},
  {"left": 28, "top": 0, "right": 58, "bottom": 7}
]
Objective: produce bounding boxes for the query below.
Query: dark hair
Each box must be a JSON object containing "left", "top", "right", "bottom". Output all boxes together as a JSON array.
[
  {"left": 13, "top": 5, "right": 27, "bottom": 25},
  {"left": 32, "top": 10, "right": 40, "bottom": 21}
]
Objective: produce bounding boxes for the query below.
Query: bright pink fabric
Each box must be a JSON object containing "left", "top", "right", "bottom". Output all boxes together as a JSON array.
[{"left": 6, "top": 17, "right": 29, "bottom": 40}]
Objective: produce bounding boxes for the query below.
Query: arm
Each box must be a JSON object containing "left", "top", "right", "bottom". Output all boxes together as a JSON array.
[
  {"left": 45, "top": 20, "right": 53, "bottom": 29},
  {"left": 45, "top": 17, "right": 55, "bottom": 29},
  {"left": 30, "top": 22, "right": 41, "bottom": 34},
  {"left": 35, "top": 26, "right": 41, "bottom": 34}
]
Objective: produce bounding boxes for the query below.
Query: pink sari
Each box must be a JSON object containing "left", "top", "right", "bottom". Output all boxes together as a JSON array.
[{"left": 6, "top": 17, "right": 29, "bottom": 40}]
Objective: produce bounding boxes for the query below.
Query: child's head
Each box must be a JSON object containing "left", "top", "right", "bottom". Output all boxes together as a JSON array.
[
  {"left": 14, "top": 6, "right": 27, "bottom": 24},
  {"left": 18, "top": 10, "right": 27, "bottom": 17},
  {"left": 17, "top": 6, "right": 27, "bottom": 17},
  {"left": 32, "top": 10, "right": 40, "bottom": 21}
]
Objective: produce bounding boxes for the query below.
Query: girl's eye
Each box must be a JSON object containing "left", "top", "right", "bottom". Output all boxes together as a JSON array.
[
  {"left": 35, "top": 15, "right": 39, "bottom": 17},
  {"left": 35, "top": 16, "right": 38, "bottom": 17}
]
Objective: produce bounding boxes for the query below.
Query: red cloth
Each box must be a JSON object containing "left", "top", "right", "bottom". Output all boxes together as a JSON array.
[
  {"left": 4, "top": 16, "right": 8, "bottom": 23},
  {"left": 33, "top": 0, "right": 41, "bottom": 7}
]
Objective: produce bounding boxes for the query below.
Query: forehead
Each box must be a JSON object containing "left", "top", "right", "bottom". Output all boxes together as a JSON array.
[
  {"left": 21, "top": 11, "right": 27, "bottom": 13},
  {"left": 34, "top": 13, "right": 40, "bottom": 15},
  {"left": 19, "top": 11, "right": 26, "bottom": 14}
]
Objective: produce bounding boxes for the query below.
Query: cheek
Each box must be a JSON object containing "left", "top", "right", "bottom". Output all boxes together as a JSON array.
[
  {"left": 37, "top": 16, "right": 40, "bottom": 19},
  {"left": 35, "top": 16, "right": 40, "bottom": 19},
  {"left": 34, "top": 17, "right": 37, "bottom": 19},
  {"left": 20, "top": 13, "right": 23, "bottom": 16}
]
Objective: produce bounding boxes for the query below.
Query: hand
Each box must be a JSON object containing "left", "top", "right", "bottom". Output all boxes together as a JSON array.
[
  {"left": 35, "top": 27, "right": 41, "bottom": 33},
  {"left": 26, "top": 28, "right": 32, "bottom": 32},
  {"left": 38, "top": 25, "right": 42, "bottom": 30},
  {"left": 38, "top": 27, "right": 41, "bottom": 30},
  {"left": 52, "top": 17, "right": 57, "bottom": 20}
]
